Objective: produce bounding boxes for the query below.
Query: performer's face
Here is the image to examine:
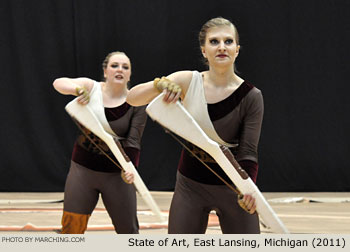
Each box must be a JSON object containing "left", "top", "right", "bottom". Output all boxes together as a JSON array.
[
  {"left": 201, "top": 25, "right": 240, "bottom": 67},
  {"left": 104, "top": 54, "right": 131, "bottom": 85}
]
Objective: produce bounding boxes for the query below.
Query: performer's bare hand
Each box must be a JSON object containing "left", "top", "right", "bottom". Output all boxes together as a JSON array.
[
  {"left": 76, "top": 86, "right": 90, "bottom": 105},
  {"left": 121, "top": 171, "right": 134, "bottom": 184},
  {"left": 238, "top": 194, "right": 257, "bottom": 214},
  {"left": 154, "top": 77, "right": 182, "bottom": 103},
  {"left": 163, "top": 88, "right": 181, "bottom": 103}
]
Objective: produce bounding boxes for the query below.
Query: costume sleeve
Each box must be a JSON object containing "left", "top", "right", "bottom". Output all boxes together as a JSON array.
[
  {"left": 124, "top": 147, "right": 141, "bottom": 168},
  {"left": 121, "top": 105, "right": 147, "bottom": 150},
  {"left": 238, "top": 160, "right": 258, "bottom": 183},
  {"left": 120, "top": 105, "right": 147, "bottom": 168},
  {"left": 236, "top": 89, "right": 264, "bottom": 163}
]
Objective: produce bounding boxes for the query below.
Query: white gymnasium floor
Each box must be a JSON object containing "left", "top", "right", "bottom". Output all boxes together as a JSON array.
[{"left": 0, "top": 192, "right": 349, "bottom": 234}]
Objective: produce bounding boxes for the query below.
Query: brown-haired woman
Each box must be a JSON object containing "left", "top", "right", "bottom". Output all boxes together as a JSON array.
[
  {"left": 53, "top": 51, "right": 147, "bottom": 234},
  {"left": 127, "top": 17, "right": 263, "bottom": 234}
]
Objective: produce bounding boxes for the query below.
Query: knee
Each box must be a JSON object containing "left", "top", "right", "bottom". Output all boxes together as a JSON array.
[
  {"left": 112, "top": 217, "right": 139, "bottom": 234},
  {"left": 61, "top": 211, "right": 90, "bottom": 234}
]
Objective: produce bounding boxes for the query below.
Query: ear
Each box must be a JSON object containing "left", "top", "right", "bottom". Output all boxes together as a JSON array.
[
  {"left": 236, "top": 45, "right": 240, "bottom": 56},
  {"left": 127, "top": 69, "right": 132, "bottom": 83},
  {"left": 201, "top": 47, "right": 207, "bottom": 58},
  {"left": 103, "top": 69, "right": 107, "bottom": 79}
]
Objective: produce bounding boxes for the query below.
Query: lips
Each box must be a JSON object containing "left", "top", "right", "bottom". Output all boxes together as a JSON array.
[
  {"left": 115, "top": 75, "right": 124, "bottom": 79},
  {"left": 216, "top": 54, "right": 228, "bottom": 58}
]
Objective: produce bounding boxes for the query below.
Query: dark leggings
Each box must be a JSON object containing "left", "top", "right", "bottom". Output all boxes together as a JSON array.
[
  {"left": 168, "top": 171, "right": 260, "bottom": 234},
  {"left": 63, "top": 161, "right": 139, "bottom": 234}
]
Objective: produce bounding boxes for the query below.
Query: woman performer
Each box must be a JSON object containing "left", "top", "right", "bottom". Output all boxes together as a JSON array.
[
  {"left": 53, "top": 51, "right": 147, "bottom": 234},
  {"left": 126, "top": 17, "right": 263, "bottom": 234}
]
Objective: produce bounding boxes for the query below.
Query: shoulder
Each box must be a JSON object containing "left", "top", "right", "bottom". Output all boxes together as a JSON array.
[
  {"left": 167, "top": 70, "right": 197, "bottom": 96},
  {"left": 243, "top": 81, "right": 263, "bottom": 97},
  {"left": 167, "top": 70, "right": 193, "bottom": 84},
  {"left": 240, "top": 82, "right": 263, "bottom": 108},
  {"left": 250, "top": 87, "right": 263, "bottom": 97}
]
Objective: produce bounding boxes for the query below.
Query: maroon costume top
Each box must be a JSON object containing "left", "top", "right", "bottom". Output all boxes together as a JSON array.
[
  {"left": 178, "top": 80, "right": 264, "bottom": 184},
  {"left": 71, "top": 102, "right": 147, "bottom": 172}
]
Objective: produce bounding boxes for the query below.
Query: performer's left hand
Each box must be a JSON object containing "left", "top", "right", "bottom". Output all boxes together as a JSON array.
[
  {"left": 76, "top": 86, "right": 90, "bottom": 105},
  {"left": 121, "top": 171, "right": 134, "bottom": 184},
  {"left": 238, "top": 194, "right": 257, "bottom": 214}
]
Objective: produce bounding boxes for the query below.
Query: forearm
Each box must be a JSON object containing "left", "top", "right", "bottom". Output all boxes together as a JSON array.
[
  {"left": 236, "top": 90, "right": 264, "bottom": 162},
  {"left": 127, "top": 71, "right": 192, "bottom": 106},
  {"left": 126, "top": 81, "right": 160, "bottom": 106},
  {"left": 53, "top": 78, "right": 79, "bottom": 95},
  {"left": 238, "top": 160, "right": 258, "bottom": 183},
  {"left": 123, "top": 147, "right": 141, "bottom": 167},
  {"left": 53, "top": 77, "right": 93, "bottom": 96}
]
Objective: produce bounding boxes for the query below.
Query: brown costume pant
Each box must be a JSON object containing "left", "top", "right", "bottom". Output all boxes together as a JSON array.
[
  {"left": 168, "top": 171, "right": 260, "bottom": 234},
  {"left": 61, "top": 161, "right": 139, "bottom": 234}
]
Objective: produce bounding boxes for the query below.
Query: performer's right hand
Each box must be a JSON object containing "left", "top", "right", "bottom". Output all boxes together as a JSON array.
[
  {"left": 154, "top": 77, "right": 182, "bottom": 103},
  {"left": 121, "top": 171, "right": 134, "bottom": 184},
  {"left": 238, "top": 194, "right": 257, "bottom": 214},
  {"left": 76, "top": 86, "right": 90, "bottom": 105}
]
